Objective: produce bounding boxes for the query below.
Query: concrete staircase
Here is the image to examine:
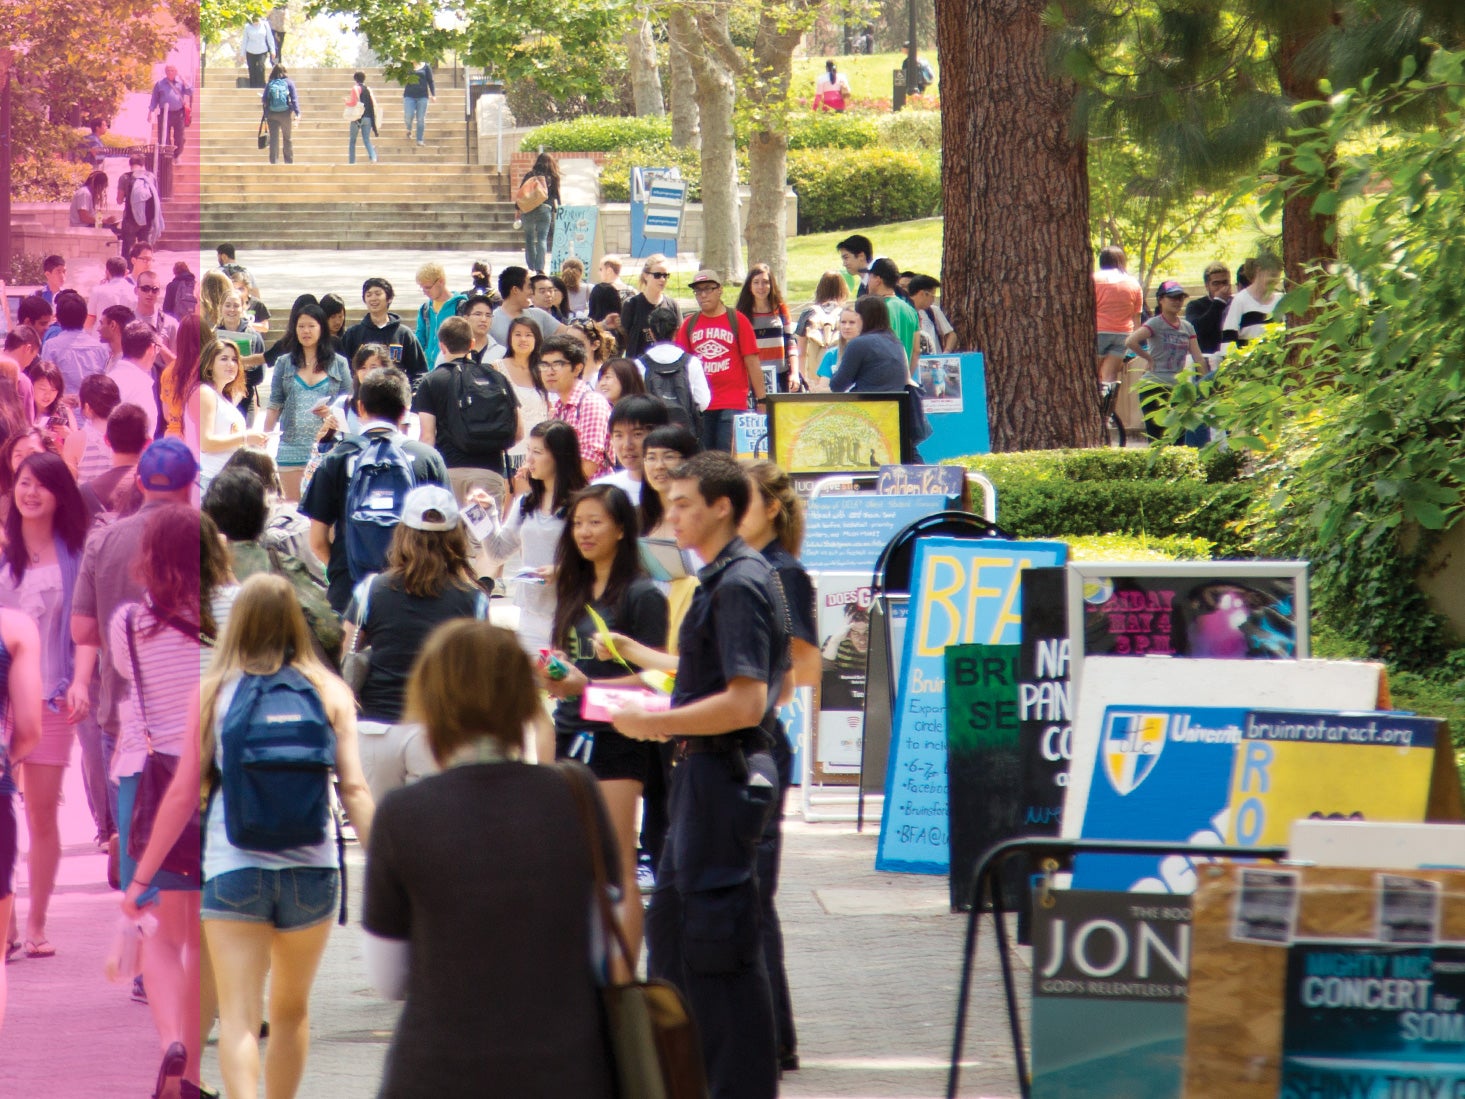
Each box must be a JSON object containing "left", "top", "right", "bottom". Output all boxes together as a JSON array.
[{"left": 173, "top": 66, "right": 521, "bottom": 251}]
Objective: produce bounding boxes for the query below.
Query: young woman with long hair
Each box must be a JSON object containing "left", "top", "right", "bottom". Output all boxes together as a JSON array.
[
  {"left": 637, "top": 424, "right": 701, "bottom": 542},
  {"left": 796, "top": 270, "right": 850, "bottom": 391},
  {"left": 737, "top": 262, "right": 801, "bottom": 393},
  {"left": 197, "top": 573, "right": 373, "bottom": 1099},
  {"left": 542, "top": 484, "right": 667, "bottom": 964},
  {"left": 343, "top": 485, "right": 490, "bottom": 802},
  {"left": 496, "top": 317, "right": 549, "bottom": 477},
  {"left": 560, "top": 256, "right": 589, "bottom": 317},
  {"left": 195, "top": 339, "right": 266, "bottom": 493},
  {"left": 516, "top": 152, "right": 560, "bottom": 275},
  {"left": 26, "top": 360, "right": 74, "bottom": 451},
  {"left": 617, "top": 254, "right": 679, "bottom": 361},
  {"left": 159, "top": 315, "right": 212, "bottom": 442},
  {"left": 361, "top": 620, "right": 616, "bottom": 1096},
  {"left": 111, "top": 505, "right": 235, "bottom": 1097},
  {"left": 477, "top": 419, "right": 586, "bottom": 656},
  {"left": 198, "top": 269, "right": 234, "bottom": 332},
  {"left": 264, "top": 303, "right": 350, "bottom": 499},
  {"left": 740, "top": 460, "right": 821, "bottom": 1072},
  {"left": 816, "top": 306, "right": 863, "bottom": 387},
  {"left": 0, "top": 452, "right": 87, "bottom": 959}
]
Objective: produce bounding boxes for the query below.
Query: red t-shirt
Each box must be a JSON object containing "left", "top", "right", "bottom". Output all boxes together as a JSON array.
[{"left": 676, "top": 309, "right": 760, "bottom": 411}]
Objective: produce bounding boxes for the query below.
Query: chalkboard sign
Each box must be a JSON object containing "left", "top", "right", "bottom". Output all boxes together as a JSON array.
[
  {"left": 945, "top": 643, "right": 1023, "bottom": 911},
  {"left": 801, "top": 493, "right": 948, "bottom": 575},
  {"left": 1019, "top": 568, "right": 1072, "bottom": 835},
  {"left": 876, "top": 536, "right": 1068, "bottom": 875},
  {"left": 876, "top": 464, "right": 965, "bottom": 500}
]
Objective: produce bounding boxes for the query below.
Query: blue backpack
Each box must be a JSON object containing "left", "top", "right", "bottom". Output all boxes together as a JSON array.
[
  {"left": 343, "top": 433, "right": 418, "bottom": 582},
  {"left": 266, "top": 78, "right": 291, "bottom": 113},
  {"left": 218, "top": 668, "right": 335, "bottom": 852}
]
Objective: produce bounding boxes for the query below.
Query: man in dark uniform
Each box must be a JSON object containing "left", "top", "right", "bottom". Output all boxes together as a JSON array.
[{"left": 614, "top": 451, "right": 790, "bottom": 1099}]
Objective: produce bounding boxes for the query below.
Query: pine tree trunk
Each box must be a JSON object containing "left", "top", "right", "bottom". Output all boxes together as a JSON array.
[
  {"left": 666, "top": 12, "right": 701, "bottom": 150},
  {"left": 936, "top": 0, "right": 1100, "bottom": 451},
  {"left": 625, "top": 15, "right": 666, "bottom": 118},
  {"left": 1275, "top": 20, "right": 1338, "bottom": 289},
  {"left": 671, "top": 4, "right": 742, "bottom": 280},
  {"left": 743, "top": 22, "right": 804, "bottom": 287}
]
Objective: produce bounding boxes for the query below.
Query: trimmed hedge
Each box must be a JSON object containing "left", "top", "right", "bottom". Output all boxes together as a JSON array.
[
  {"left": 522, "top": 116, "right": 672, "bottom": 153},
  {"left": 786, "top": 148, "right": 941, "bottom": 233},
  {"left": 950, "top": 447, "right": 1250, "bottom": 555},
  {"left": 12, "top": 158, "right": 89, "bottom": 203},
  {"left": 875, "top": 112, "right": 943, "bottom": 152},
  {"left": 523, "top": 111, "right": 884, "bottom": 156}
]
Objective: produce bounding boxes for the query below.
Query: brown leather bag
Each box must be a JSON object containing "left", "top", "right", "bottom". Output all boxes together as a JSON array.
[
  {"left": 515, "top": 174, "right": 548, "bottom": 213},
  {"left": 559, "top": 762, "right": 709, "bottom": 1099}
]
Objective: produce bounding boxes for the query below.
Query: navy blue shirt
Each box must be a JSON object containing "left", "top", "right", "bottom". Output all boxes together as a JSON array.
[
  {"left": 758, "top": 540, "right": 816, "bottom": 648},
  {"left": 672, "top": 537, "right": 791, "bottom": 735}
]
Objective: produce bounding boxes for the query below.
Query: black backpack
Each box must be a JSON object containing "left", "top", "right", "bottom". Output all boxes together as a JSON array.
[
  {"left": 638, "top": 349, "right": 702, "bottom": 433},
  {"left": 447, "top": 357, "right": 517, "bottom": 458}
]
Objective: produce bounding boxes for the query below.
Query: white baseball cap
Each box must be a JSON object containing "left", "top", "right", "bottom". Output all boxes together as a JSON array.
[{"left": 401, "top": 485, "right": 460, "bottom": 532}]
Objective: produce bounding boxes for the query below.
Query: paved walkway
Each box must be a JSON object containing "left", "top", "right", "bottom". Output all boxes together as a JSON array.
[{"left": 0, "top": 748, "right": 1029, "bottom": 1096}]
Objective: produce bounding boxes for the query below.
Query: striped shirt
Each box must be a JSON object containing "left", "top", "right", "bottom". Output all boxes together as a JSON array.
[
  {"left": 108, "top": 590, "right": 236, "bottom": 781},
  {"left": 75, "top": 422, "right": 112, "bottom": 483},
  {"left": 748, "top": 306, "right": 793, "bottom": 392}
]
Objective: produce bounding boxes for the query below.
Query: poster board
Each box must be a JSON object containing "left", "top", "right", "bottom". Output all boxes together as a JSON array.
[
  {"left": 1061, "top": 658, "right": 1386, "bottom": 857},
  {"left": 1183, "top": 865, "right": 1465, "bottom": 1098},
  {"left": 800, "top": 493, "right": 948, "bottom": 575},
  {"left": 1018, "top": 567, "right": 1072, "bottom": 835},
  {"left": 550, "top": 205, "right": 599, "bottom": 272},
  {"left": 944, "top": 643, "right": 1023, "bottom": 910},
  {"left": 876, "top": 536, "right": 1068, "bottom": 875},
  {"left": 875, "top": 464, "right": 965, "bottom": 500},
  {"left": 766, "top": 393, "right": 905, "bottom": 475},
  {"left": 1066, "top": 562, "right": 1309, "bottom": 699},
  {"left": 913, "top": 352, "right": 991, "bottom": 462},
  {"left": 814, "top": 572, "right": 874, "bottom": 784},
  {"left": 1032, "top": 889, "right": 1192, "bottom": 1099}
]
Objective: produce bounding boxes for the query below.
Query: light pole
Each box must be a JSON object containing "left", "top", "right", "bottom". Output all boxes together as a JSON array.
[{"left": 1, "top": 48, "right": 15, "bottom": 280}]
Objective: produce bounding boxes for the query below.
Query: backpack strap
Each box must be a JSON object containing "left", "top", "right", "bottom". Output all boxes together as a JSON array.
[{"left": 123, "top": 606, "right": 156, "bottom": 755}]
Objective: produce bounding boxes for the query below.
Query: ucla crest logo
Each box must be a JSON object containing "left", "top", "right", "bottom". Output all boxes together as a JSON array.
[{"left": 1102, "top": 711, "right": 1174, "bottom": 795}]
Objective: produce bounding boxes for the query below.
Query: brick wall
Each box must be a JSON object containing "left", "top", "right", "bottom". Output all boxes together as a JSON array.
[{"left": 508, "top": 150, "right": 610, "bottom": 181}]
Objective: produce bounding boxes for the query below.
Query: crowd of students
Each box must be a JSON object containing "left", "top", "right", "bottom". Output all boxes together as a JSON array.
[{"left": 0, "top": 242, "right": 863, "bottom": 1098}]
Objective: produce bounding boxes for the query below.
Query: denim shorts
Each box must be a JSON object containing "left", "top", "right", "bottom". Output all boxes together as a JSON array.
[
  {"left": 1096, "top": 332, "right": 1129, "bottom": 358},
  {"left": 202, "top": 867, "right": 339, "bottom": 931}
]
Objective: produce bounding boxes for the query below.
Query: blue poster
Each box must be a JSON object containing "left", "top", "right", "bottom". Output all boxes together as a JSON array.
[
  {"left": 1282, "top": 943, "right": 1465, "bottom": 1095},
  {"left": 551, "top": 204, "right": 599, "bottom": 272},
  {"left": 1071, "top": 705, "right": 1244, "bottom": 893},
  {"left": 801, "top": 493, "right": 947, "bottom": 576},
  {"left": 876, "top": 536, "right": 1068, "bottom": 874},
  {"left": 915, "top": 352, "right": 991, "bottom": 462}
]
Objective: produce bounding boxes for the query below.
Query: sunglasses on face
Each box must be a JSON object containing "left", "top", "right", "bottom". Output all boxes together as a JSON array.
[
  {"left": 649, "top": 272, "right": 670, "bottom": 280},
  {"left": 139, "top": 285, "right": 161, "bottom": 293}
]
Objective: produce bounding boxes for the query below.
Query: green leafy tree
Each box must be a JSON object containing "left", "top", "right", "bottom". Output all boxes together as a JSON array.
[
  {"left": 1053, "top": 0, "right": 1465, "bottom": 286},
  {"left": 0, "top": 0, "right": 185, "bottom": 157},
  {"left": 305, "top": 0, "right": 629, "bottom": 96},
  {"left": 1168, "top": 46, "right": 1465, "bottom": 666},
  {"left": 1088, "top": 132, "right": 1246, "bottom": 296},
  {"left": 198, "top": 0, "right": 274, "bottom": 46}
]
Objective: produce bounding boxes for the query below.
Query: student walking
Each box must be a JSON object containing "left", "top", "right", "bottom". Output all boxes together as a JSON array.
[
  {"left": 401, "top": 61, "right": 435, "bottom": 146},
  {"left": 343, "top": 485, "right": 491, "bottom": 803},
  {"left": 541, "top": 485, "right": 668, "bottom": 965},
  {"left": 515, "top": 153, "right": 560, "bottom": 276},
  {"left": 262, "top": 65, "right": 301, "bottom": 166},
  {"left": 362, "top": 621, "right": 616, "bottom": 1097},
  {"left": 198, "top": 574, "right": 374, "bottom": 1099},
  {"left": 344, "top": 70, "right": 379, "bottom": 165},
  {"left": 0, "top": 453, "right": 87, "bottom": 960}
]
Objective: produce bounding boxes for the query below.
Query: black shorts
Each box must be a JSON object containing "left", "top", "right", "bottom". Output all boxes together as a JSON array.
[
  {"left": 0, "top": 795, "right": 15, "bottom": 897},
  {"left": 556, "top": 727, "right": 652, "bottom": 785}
]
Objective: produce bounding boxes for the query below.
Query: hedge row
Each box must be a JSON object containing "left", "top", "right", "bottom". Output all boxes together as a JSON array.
[
  {"left": 950, "top": 447, "right": 1250, "bottom": 555},
  {"left": 786, "top": 148, "right": 941, "bottom": 232},
  {"left": 522, "top": 111, "right": 925, "bottom": 156},
  {"left": 12, "top": 157, "right": 89, "bottom": 203}
]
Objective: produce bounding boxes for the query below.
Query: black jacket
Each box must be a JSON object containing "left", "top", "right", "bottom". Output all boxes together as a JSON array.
[{"left": 340, "top": 312, "right": 429, "bottom": 389}]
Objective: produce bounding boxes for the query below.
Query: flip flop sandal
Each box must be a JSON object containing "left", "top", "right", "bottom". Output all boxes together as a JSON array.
[
  {"left": 4, "top": 940, "right": 21, "bottom": 964},
  {"left": 153, "top": 1041, "right": 187, "bottom": 1099},
  {"left": 23, "top": 940, "right": 55, "bottom": 959}
]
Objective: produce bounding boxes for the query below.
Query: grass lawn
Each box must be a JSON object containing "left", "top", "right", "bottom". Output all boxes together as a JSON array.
[
  {"left": 792, "top": 51, "right": 939, "bottom": 104},
  {"left": 782, "top": 213, "right": 1271, "bottom": 303}
]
